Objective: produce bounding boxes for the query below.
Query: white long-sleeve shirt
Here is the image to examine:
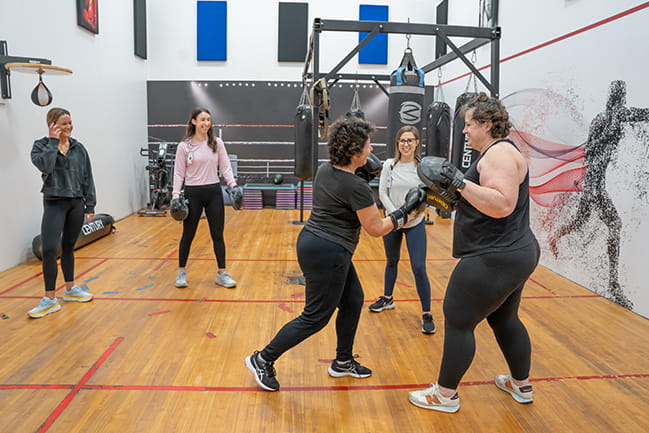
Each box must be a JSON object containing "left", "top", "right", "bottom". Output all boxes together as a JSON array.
[
  {"left": 172, "top": 137, "right": 236, "bottom": 198},
  {"left": 378, "top": 158, "right": 425, "bottom": 228}
]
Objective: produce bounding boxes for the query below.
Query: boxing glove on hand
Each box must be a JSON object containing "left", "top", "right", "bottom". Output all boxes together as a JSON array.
[
  {"left": 388, "top": 186, "right": 427, "bottom": 230},
  {"left": 441, "top": 161, "right": 466, "bottom": 191},
  {"left": 388, "top": 208, "right": 408, "bottom": 230},
  {"left": 355, "top": 153, "right": 382, "bottom": 182},
  {"left": 225, "top": 186, "right": 243, "bottom": 210}
]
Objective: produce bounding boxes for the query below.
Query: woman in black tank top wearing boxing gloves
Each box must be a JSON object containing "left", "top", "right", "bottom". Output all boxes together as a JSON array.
[{"left": 409, "top": 93, "right": 540, "bottom": 413}]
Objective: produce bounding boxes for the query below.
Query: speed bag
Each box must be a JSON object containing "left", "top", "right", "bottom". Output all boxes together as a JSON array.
[
  {"left": 386, "top": 67, "right": 425, "bottom": 159},
  {"left": 32, "top": 213, "right": 115, "bottom": 261},
  {"left": 294, "top": 104, "right": 313, "bottom": 181},
  {"left": 425, "top": 101, "right": 451, "bottom": 159},
  {"left": 451, "top": 92, "right": 480, "bottom": 173}
]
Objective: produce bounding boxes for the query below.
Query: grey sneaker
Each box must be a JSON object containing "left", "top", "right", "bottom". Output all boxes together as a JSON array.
[
  {"left": 28, "top": 296, "right": 61, "bottom": 318},
  {"left": 215, "top": 271, "right": 236, "bottom": 288},
  {"left": 495, "top": 374, "right": 533, "bottom": 403},
  {"left": 63, "top": 285, "right": 93, "bottom": 302},
  {"left": 175, "top": 269, "right": 188, "bottom": 288}
]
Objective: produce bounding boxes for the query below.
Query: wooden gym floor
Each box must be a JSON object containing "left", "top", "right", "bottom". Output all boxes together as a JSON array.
[{"left": 0, "top": 208, "right": 648, "bottom": 433}]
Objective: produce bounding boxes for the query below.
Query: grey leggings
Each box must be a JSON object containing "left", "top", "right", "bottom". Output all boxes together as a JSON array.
[{"left": 438, "top": 240, "right": 540, "bottom": 389}]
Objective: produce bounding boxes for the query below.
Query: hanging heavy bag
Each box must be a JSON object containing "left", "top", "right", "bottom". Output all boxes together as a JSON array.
[
  {"left": 294, "top": 88, "right": 314, "bottom": 181},
  {"left": 346, "top": 86, "right": 365, "bottom": 120},
  {"left": 386, "top": 49, "right": 426, "bottom": 160},
  {"left": 450, "top": 92, "right": 480, "bottom": 173},
  {"left": 425, "top": 100, "right": 451, "bottom": 159},
  {"left": 32, "top": 213, "right": 116, "bottom": 261}
]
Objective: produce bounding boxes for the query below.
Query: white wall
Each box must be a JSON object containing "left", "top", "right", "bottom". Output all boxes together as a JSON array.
[
  {"left": 2, "top": 0, "right": 648, "bottom": 317},
  {"left": 0, "top": 1, "right": 149, "bottom": 269}
]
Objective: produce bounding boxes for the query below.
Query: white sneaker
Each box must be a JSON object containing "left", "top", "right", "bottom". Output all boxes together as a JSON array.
[
  {"left": 28, "top": 296, "right": 61, "bottom": 318},
  {"left": 215, "top": 271, "right": 236, "bottom": 288},
  {"left": 408, "top": 383, "right": 460, "bottom": 413},
  {"left": 63, "top": 285, "right": 93, "bottom": 302},
  {"left": 495, "top": 374, "right": 533, "bottom": 403},
  {"left": 175, "top": 270, "right": 188, "bottom": 288}
]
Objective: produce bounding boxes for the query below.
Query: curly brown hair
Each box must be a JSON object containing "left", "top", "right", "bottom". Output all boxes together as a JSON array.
[
  {"left": 327, "top": 116, "right": 375, "bottom": 166},
  {"left": 461, "top": 92, "right": 511, "bottom": 138}
]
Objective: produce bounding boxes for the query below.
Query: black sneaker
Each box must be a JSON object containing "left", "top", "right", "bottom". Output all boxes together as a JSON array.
[
  {"left": 369, "top": 296, "right": 395, "bottom": 312},
  {"left": 422, "top": 313, "right": 436, "bottom": 334},
  {"left": 245, "top": 351, "right": 280, "bottom": 391},
  {"left": 328, "top": 358, "right": 372, "bottom": 378}
]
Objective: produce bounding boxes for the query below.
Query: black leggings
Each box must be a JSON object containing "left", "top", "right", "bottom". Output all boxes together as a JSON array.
[
  {"left": 179, "top": 183, "right": 226, "bottom": 269},
  {"left": 261, "top": 229, "right": 365, "bottom": 363},
  {"left": 438, "top": 240, "right": 540, "bottom": 389},
  {"left": 41, "top": 198, "right": 85, "bottom": 292}
]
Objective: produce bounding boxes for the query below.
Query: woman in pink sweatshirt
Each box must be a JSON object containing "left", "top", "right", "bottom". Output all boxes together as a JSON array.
[{"left": 172, "top": 107, "right": 239, "bottom": 289}]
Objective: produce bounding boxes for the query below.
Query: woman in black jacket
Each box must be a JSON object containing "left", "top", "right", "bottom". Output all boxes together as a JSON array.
[{"left": 29, "top": 107, "right": 97, "bottom": 318}]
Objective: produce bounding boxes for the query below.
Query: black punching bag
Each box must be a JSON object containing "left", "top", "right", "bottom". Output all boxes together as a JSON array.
[
  {"left": 451, "top": 92, "right": 480, "bottom": 172},
  {"left": 425, "top": 101, "right": 451, "bottom": 159},
  {"left": 386, "top": 49, "right": 425, "bottom": 160},
  {"left": 294, "top": 103, "right": 313, "bottom": 180}
]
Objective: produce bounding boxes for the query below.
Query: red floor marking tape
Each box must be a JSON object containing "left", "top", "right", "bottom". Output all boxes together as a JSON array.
[
  {"left": 278, "top": 304, "right": 294, "bottom": 313},
  {"left": 148, "top": 310, "right": 171, "bottom": 316},
  {"left": 206, "top": 332, "right": 216, "bottom": 338},
  {"left": 396, "top": 281, "right": 412, "bottom": 287},
  {"left": 35, "top": 337, "right": 124, "bottom": 433}
]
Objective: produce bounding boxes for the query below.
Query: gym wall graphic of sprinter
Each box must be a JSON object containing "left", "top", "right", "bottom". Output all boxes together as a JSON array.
[{"left": 504, "top": 81, "right": 649, "bottom": 311}]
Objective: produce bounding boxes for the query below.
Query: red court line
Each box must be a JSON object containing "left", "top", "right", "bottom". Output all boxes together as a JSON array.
[
  {"left": 35, "top": 337, "right": 124, "bottom": 433},
  {"left": 0, "top": 272, "right": 43, "bottom": 295},
  {"left": 528, "top": 277, "right": 558, "bottom": 296},
  {"left": 441, "top": 2, "right": 649, "bottom": 87},
  {"left": 1, "top": 258, "right": 110, "bottom": 296},
  {"left": 0, "top": 384, "right": 72, "bottom": 390},
  {"left": 0, "top": 293, "right": 600, "bottom": 303},
  {"left": 9, "top": 372, "right": 646, "bottom": 394}
]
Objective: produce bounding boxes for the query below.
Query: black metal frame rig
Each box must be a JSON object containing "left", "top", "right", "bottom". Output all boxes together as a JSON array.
[{"left": 302, "top": 18, "right": 502, "bottom": 180}]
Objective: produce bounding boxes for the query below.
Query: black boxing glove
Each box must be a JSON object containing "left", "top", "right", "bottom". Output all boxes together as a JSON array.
[
  {"left": 440, "top": 160, "right": 466, "bottom": 191},
  {"left": 388, "top": 186, "right": 426, "bottom": 230},
  {"left": 225, "top": 186, "right": 243, "bottom": 210},
  {"left": 355, "top": 153, "right": 382, "bottom": 182}
]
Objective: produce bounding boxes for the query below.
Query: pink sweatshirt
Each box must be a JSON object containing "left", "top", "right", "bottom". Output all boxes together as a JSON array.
[{"left": 172, "top": 137, "right": 237, "bottom": 199}]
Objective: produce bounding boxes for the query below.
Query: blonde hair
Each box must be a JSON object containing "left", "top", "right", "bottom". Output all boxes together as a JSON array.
[{"left": 46, "top": 107, "right": 70, "bottom": 125}]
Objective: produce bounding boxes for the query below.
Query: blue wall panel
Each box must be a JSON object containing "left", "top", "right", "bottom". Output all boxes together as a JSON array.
[
  {"left": 359, "top": 4, "right": 388, "bottom": 65},
  {"left": 197, "top": 1, "right": 227, "bottom": 61}
]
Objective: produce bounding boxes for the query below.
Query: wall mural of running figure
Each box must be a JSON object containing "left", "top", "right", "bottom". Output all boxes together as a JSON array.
[
  {"left": 546, "top": 81, "right": 649, "bottom": 309},
  {"left": 504, "top": 81, "right": 649, "bottom": 311}
]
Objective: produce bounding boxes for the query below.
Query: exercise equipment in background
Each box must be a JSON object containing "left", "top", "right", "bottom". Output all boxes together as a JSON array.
[
  {"left": 450, "top": 56, "right": 481, "bottom": 173},
  {"left": 386, "top": 43, "right": 425, "bottom": 159},
  {"left": 425, "top": 70, "right": 451, "bottom": 160},
  {"left": 32, "top": 213, "right": 115, "bottom": 261},
  {"left": 346, "top": 85, "right": 365, "bottom": 119},
  {"left": 294, "top": 86, "right": 313, "bottom": 181},
  {"left": 138, "top": 142, "right": 175, "bottom": 216}
]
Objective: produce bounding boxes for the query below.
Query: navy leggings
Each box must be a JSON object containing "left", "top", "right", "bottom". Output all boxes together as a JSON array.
[
  {"left": 41, "top": 197, "right": 85, "bottom": 292},
  {"left": 438, "top": 240, "right": 540, "bottom": 389},
  {"left": 261, "top": 229, "right": 365, "bottom": 363},
  {"left": 179, "top": 183, "right": 226, "bottom": 269},
  {"left": 382, "top": 220, "right": 431, "bottom": 312}
]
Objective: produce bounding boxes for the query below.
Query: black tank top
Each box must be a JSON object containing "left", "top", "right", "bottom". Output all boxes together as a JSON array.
[{"left": 453, "top": 139, "right": 537, "bottom": 258}]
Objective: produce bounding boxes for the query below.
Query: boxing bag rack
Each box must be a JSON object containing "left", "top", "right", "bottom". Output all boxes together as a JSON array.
[{"left": 301, "top": 18, "right": 502, "bottom": 181}]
